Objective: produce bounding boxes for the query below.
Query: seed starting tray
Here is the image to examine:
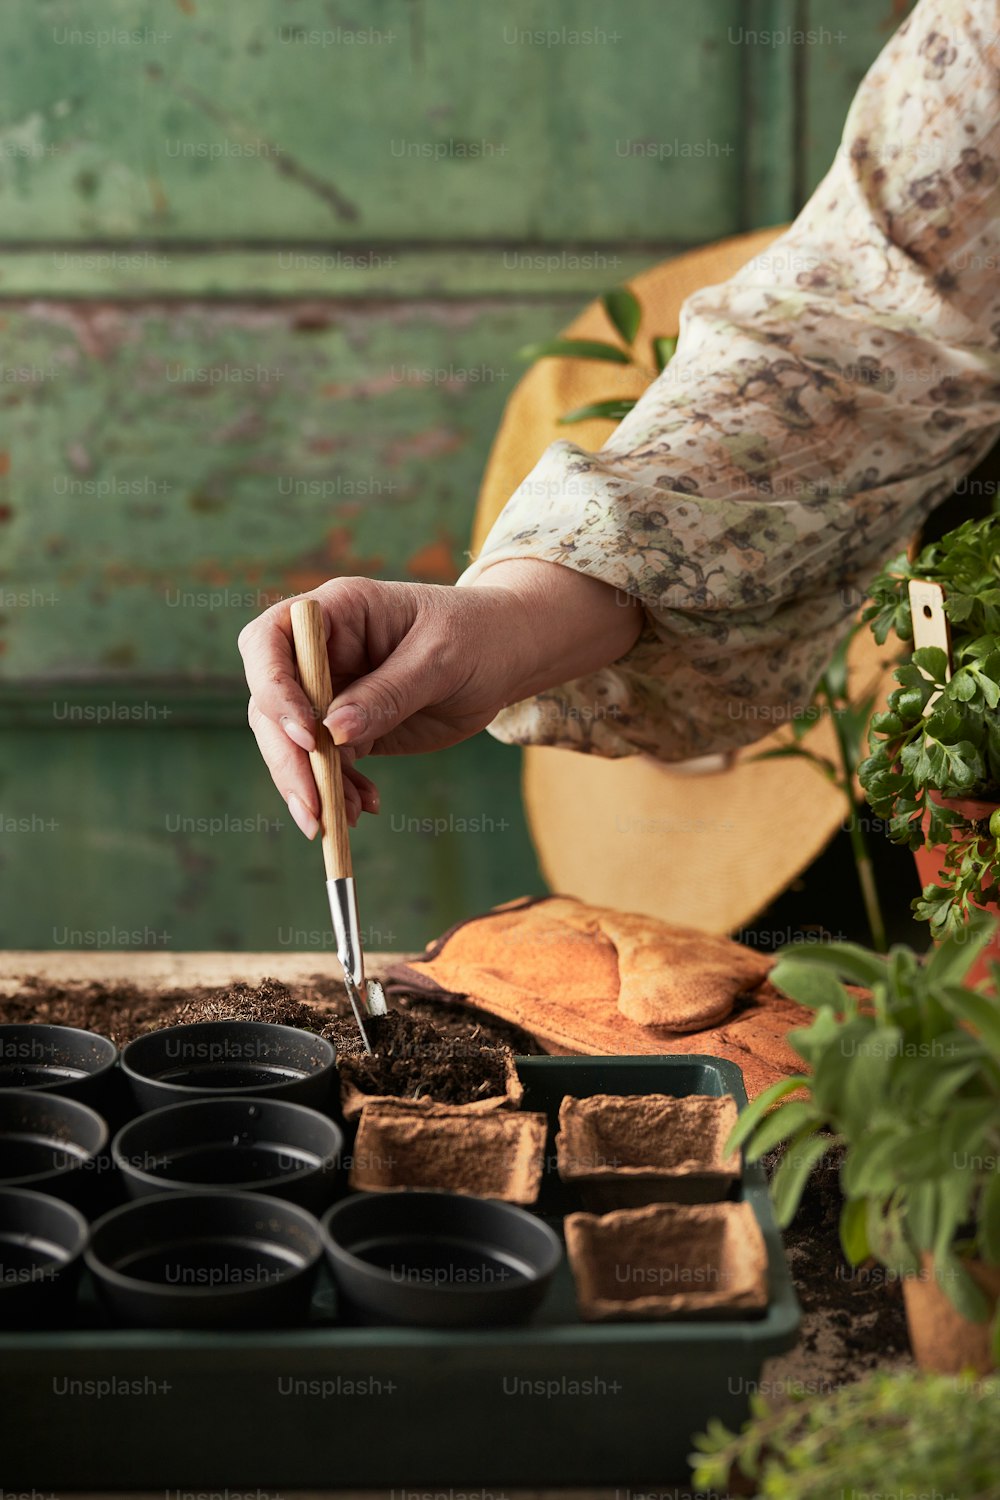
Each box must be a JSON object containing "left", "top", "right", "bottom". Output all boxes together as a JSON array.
[{"left": 0, "top": 1055, "right": 800, "bottom": 1488}]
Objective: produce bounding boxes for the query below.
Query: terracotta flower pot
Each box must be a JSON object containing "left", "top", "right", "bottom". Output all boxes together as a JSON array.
[
  {"left": 913, "top": 793, "right": 1000, "bottom": 985},
  {"left": 902, "top": 1252, "right": 1000, "bottom": 1375}
]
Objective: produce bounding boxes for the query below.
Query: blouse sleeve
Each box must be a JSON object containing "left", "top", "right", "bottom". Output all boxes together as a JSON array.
[{"left": 458, "top": 0, "right": 1000, "bottom": 760}]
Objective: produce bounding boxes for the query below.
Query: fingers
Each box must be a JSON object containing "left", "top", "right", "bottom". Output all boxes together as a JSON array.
[
  {"left": 342, "top": 759, "right": 380, "bottom": 815},
  {"left": 323, "top": 632, "right": 446, "bottom": 751},
  {"left": 248, "top": 697, "right": 377, "bottom": 834},
  {"left": 238, "top": 604, "right": 320, "bottom": 754}
]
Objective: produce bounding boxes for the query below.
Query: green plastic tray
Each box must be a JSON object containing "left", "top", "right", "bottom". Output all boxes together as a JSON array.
[{"left": 0, "top": 1055, "right": 800, "bottom": 1488}]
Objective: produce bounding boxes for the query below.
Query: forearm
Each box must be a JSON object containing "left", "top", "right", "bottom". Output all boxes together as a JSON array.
[{"left": 462, "top": 558, "right": 643, "bottom": 705}]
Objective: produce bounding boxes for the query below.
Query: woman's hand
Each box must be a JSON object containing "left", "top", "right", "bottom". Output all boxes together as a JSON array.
[{"left": 238, "top": 560, "right": 641, "bottom": 836}]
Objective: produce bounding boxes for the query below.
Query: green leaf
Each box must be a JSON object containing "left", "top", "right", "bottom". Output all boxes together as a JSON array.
[
  {"left": 787, "top": 1006, "right": 848, "bottom": 1069},
  {"left": 924, "top": 910, "right": 997, "bottom": 985},
  {"left": 771, "top": 1131, "right": 832, "bottom": 1226},
  {"left": 770, "top": 957, "right": 850, "bottom": 1009},
  {"left": 602, "top": 287, "right": 641, "bottom": 345},
  {"left": 744, "top": 1101, "right": 820, "bottom": 1162},
  {"left": 887, "top": 944, "right": 920, "bottom": 1005},
  {"left": 911, "top": 645, "right": 950, "bottom": 682},
  {"left": 843, "top": 1129, "right": 902, "bottom": 1197},
  {"left": 935, "top": 1249, "right": 991, "bottom": 1322},
  {"left": 942, "top": 1098, "right": 998, "bottom": 1163},
  {"left": 785, "top": 1002, "right": 851, "bottom": 1074},
  {"left": 558, "top": 399, "right": 636, "bottom": 425},
  {"left": 906, "top": 1182, "right": 939, "bottom": 1252},
  {"left": 652, "top": 334, "right": 678, "bottom": 373},
  {"left": 839, "top": 1196, "right": 871, "bottom": 1264},
  {"left": 518, "top": 337, "right": 632, "bottom": 365},
  {"left": 774, "top": 942, "right": 888, "bottom": 989},
  {"left": 933, "top": 1171, "right": 975, "bottom": 1262},
  {"left": 869, "top": 711, "right": 905, "bottom": 738},
  {"left": 936, "top": 737, "right": 982, "bottom": 789},
  {"left": 981, "top": 1173, "right": 1000, "bottom": 1264},
  {"left": 791, "top": 709, "right": 818, "bottom": 742},
  {"left": 896, "top": 1056, "right": 980, "bottom": 1116},
  {"left": 822, "top": 635, "right": 853, "bottom": 701},
  {"left": 866, "top": 1197, "right": 920, "bottom": 1276},
  {"left": 891, "top": 1127, "right": 948, "bottom": 1181},
  {"left": 841, "top": 1025, "right": 901, "bottom": 1128},
  {"left": 941, "top": 984, "right": 1000, "bottom": 1056},
  {"left": 725, "top": 1075, "right": 809, "bottom": 1153},
  {"left": 808, "top": 1024, "right": 863, "bottom": 1117}
]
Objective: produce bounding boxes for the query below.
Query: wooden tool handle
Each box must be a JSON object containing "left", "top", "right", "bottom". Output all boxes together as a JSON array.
[{"left": 289, "top": 598, "right": 353, "bottom": 880}]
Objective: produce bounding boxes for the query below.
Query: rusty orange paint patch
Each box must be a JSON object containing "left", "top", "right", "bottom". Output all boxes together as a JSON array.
[
  {"left": 196, "top": 563, "right": 233, "bottom": 586},
  {"left": 324, "top": 527, "right": 383, "bottom": 573},
  {"left": 281, "top": 528, "right": 384, "bottom": 596},
  {"left": 283, "top": 569, "right": 334, "bottom": 595},
  {"left": 0, "top": 452, "right": 10, "bottom": 476},
  {"left": 406, "top": 537, "right": 458, "bottom": 583},
  {"left": 384, "top": 428, "right": 463, "bottom": 466}
]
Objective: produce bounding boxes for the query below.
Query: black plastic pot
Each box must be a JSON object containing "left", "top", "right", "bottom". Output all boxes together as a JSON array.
[
  {"left": 0, "top": 1186, "right": 89, "bottom": 1328},
  {"left": 120, "top": 1021, "right": 336, "bottom": 1113},
  {"left": 113, "top": 1097, "right": 344, "bottom": 1212},
  {"left": 86, "top": 1190, "right": 324, "bottom": 1329},
  {"left": 0, "top": 1089, "right": 110, "bottom": 1212},
  {"left": 0, "top": 1024, "right": 118, "bottom": 1114},
  {"left": 322, "top": 1190, "right": 562, "bottom": 1328}
]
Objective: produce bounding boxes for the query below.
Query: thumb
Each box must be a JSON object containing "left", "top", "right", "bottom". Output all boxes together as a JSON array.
[{"left": 322, "top": 643, "right": 440, "bottom": 749}]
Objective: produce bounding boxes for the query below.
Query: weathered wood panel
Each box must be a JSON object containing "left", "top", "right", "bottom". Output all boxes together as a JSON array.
[
  {"left": 0, "top": 300, "right": 561, "bottom": 679},
  {"left": 0, "top": 246, "right": 673, "bottom": 299},
  {"left": 0, "top": 723, "right": 540, "bottom": 951},
  {"left": 3, "top": 0, "right": 747, "bottom": 244}
]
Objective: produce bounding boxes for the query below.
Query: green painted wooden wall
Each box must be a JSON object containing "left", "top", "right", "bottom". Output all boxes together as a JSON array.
[{"left": 0, "top": 0, "right": 912, "bottom": 952}]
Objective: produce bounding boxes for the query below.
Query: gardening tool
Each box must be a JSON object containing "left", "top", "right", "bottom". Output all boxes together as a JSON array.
[{"left": 289, "top": 598, "right": 387, "bottom": 1055}]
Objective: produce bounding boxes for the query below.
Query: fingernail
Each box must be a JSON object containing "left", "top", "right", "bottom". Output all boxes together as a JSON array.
[
  {"left": 366, "top": 789, "right": 381, "bottom": 814},
  {"left": 324, "top": 705, "right": 365, "bottom": 746},
  {"left": 280, "top": 716, "right": 314, "bottom": 753},
  {"left": 287, "top": 792, "right": 319, "bottom": 840}
]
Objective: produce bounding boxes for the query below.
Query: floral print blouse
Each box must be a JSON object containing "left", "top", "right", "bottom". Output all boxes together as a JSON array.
[{"left": 459, "top": 0, "right": 1000, "bottom": 761}]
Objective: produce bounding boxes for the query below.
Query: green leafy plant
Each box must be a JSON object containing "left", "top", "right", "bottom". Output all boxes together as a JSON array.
[
  {"left": 864, "top": 515, "right": 1000, "bottom": 645},
  {"left": 752, "top": 624, "right": 887, "bottom": 951},
  {"left": 690, "top": 1370, "right": 999, "bottom": 1499},
  {"left": 860, "top": 515, "right": 1000, "bottom": 939},
  {"left": 519, "top": 284, "right": 676, "bottom": 423},
  {"left": 728, "top": 915, "right": 1000, "bottom": 1346}
]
